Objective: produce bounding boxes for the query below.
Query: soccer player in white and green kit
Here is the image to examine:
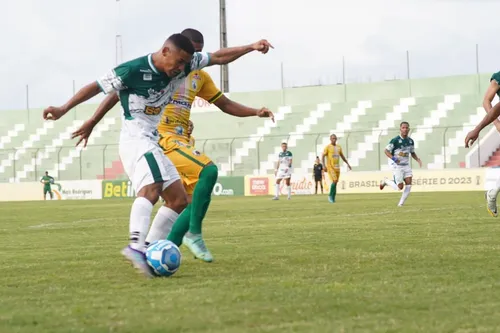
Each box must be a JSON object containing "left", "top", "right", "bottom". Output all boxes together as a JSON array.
[
  {"left": 43, "top": 34, "right": 273, "bottom": 277},
  {"left": 379, "top": 121, "right": 422, "bottom": 206},
  {"left": 273, "top": 141, "right": 293, "bottom": 200}
]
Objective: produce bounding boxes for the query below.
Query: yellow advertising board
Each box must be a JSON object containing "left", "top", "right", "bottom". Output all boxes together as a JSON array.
[{"left": 244, "top": 168, "right": 485, "bottom": 196}]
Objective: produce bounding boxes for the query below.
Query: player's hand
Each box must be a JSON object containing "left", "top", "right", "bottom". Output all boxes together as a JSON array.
[
  {"left": 251, "top": 40, "right": 274, "bottom": 54},
  {"left": 465, "top": 129, "right": 480, "bottom": 148},
  {"left": 257, "top": 108, "right": 275, "bottom": 122},
  {"left": 72, "top": 119, "right": 96, "bottom": 148},
  {"left": 324, "top": 167, "right": 327, "bottom": 172},
  {"left": 43, "top": 106, "right": 67, "bottom": 121},
  {"left": 417, "top": 159, "right": 423, "bottom": 168},
  {"left": 347, "top": 165, "right": 352, "bottom": 171}
]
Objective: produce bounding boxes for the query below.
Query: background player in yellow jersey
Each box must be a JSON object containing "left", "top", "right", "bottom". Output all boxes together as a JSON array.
[
  {"left": 143, "top": 28, "right": 274, "bottom": 262},
  {"left": 322, "top": 134, "right": 351, "bottom": 203}
]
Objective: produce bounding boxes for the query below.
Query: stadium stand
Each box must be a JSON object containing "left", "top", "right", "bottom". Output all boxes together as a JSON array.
[{"left": 0, "top": 73, "right": 496, "bottom": 182}]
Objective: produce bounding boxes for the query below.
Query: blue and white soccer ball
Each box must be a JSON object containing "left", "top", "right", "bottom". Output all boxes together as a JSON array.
[{"left": 146, "top": 240, "right": 182, "bottom": 277}]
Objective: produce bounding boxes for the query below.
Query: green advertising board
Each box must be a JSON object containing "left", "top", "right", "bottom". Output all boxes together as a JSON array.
[
  {"left": 102, "top": 177, "right": 244, "bottom": 199},
  {"left": 212, "top": 176, "right": 244, "bottom": 196}
]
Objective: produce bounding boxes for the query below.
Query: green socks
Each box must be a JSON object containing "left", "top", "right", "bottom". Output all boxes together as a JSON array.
[
  {"left": 330, "top": 183, "right": 337, "bottom": 201},
  {"left": 189, "top": 164, "right": 218, "bottom": 234},
  {"left": 166, "top": 164, "right": 218, "bottom": 245}
]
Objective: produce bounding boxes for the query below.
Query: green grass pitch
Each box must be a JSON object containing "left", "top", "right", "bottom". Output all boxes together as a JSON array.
[{"left": 1, "top": 192, "right": 500, "bottom": 333}]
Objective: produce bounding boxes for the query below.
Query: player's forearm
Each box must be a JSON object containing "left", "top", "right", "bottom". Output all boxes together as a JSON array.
[
  {"left": 209, "top": 45, "right": 254, "bottom": 65},
  {"left": 61, "top": 82, "right": 102, "bottom": 114},
  {"left": 483, "top": 100, "right": 493, "bottom": 113},
  {"left": 217, "top": 99, "right": 258, "bottom": 117},
  {"left": 474, "top": 102, "right": 500, "bottom": 132},
  {"left": 384, "top": 150, "right": 393, "bottom": 159},
  {"left": 90, "top": 93, "right": 119, "bottom": 125}
]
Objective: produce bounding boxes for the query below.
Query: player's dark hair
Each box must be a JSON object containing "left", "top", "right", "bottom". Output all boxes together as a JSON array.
[
  {"left": 167, "top": 34, "right": 195, "bottom": 55},
  {"left": 181, "top": 28, "right": 204, "bottom": 44},
  {"left": 400, "top": 121, "right": 410, "bottom": 127}
]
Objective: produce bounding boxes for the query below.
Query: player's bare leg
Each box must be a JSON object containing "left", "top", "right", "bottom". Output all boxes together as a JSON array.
[
  {"left": 121, "top": 182, "right": 166, "bottom": 278},
  {"left": 398, "top": 178, "right": 412, "bottom": 207},
  {"left": 273, "top": 178, "right": 282, "bottom": 200},
  {"left": 285, "top": 177, "right": 291, "bottom": 200}
]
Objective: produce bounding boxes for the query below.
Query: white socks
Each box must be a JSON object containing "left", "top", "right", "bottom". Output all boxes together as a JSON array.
[
  {"left": 384, "top": 179, "right": 399, "bottom": 190},
  {"left": 129, "top": 197, "right": 153, "bottom": 252},
  {"left": 275, "top": 184, "right": 280, "bottom": 197},
  {"left": 399, "top": 185, "right": 411, "bottom": 206},
  {"left": 287, "top": 185, "right": 291, "bottom": 197},
  {"left": 145, "top": 206, "right": 179, "bottom": 245}
]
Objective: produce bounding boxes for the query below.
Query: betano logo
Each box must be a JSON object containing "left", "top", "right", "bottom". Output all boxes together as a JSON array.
[{"left": 103, "top": 180, "right": 135, "bottom": 198}]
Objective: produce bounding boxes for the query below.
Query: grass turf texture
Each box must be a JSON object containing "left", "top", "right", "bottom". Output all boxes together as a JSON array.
[{"left": 1, "top": 192, "right": 500, "bottom": 333}]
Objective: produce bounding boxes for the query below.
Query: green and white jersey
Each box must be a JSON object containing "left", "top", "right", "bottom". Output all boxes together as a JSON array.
[
  {"left": 385, "top": 135, "right": 415, "bottom": 166},
  {"left": 97, "top": 52, "right": 210, "bottom": 141},
  {"left": 278, "top": 150, "right": 293, "bottom": 168}
]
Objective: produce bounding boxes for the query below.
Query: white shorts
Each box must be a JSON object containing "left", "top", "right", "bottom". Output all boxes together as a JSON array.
[
  {"left": 392, "top": 164, "right": 413, "bottom": 185},
  {"left": 276, "top": 167, "right": 292, "bottom": 180},
  {"left": 119, "top": 138, "right": 180, "bottom": 194}
]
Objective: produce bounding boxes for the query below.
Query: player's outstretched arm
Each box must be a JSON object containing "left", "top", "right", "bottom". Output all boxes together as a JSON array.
[
  {"left": 482, "top": 80, "right": 500, "bottom": 132},
  {"left": 208, "top": 40, "right": 273, "bottom": 66},
  {"left": 466, "top": 101, "right": 500, "bottom": 147},
  {"left": 213, "top": 95, "right": 274, "bottom": 122},
  {"left": 71, "top": 93, "right": 120, "bottom": 147},
  {"left": 43, "top": 82, "right": 102, "bottom": 120},
  {"left": 384, "top": 149, "right": 399, "bottom": 164}
]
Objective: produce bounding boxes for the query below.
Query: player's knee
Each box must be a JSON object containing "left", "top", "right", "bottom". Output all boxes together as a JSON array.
[
  {"left": 170, "top": 193, "right": 188, "bottom": 212},
  {"left": 397, "top": 183, "right": 404, "bottom": 190},
  {"left": 138, "top": 184, "right": 162, "bottom": 205}
]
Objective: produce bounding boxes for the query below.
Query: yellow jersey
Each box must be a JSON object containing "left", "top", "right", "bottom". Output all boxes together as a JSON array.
[
  {"left": 188, "top": 136, "right": 195, "bottom": 146},
  {"left": 157, "top": 70, "right": 222, "bottom": 143},
  {"left": 323, "top": 144, "right": 343, "bottom": 169}
]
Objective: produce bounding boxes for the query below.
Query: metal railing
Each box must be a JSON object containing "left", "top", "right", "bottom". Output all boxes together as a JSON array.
[{"left": 0, "top": 125, "right": 492, "bottom": 182}]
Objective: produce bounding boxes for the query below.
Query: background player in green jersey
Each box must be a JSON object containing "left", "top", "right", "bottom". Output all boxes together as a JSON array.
[
  {"left": 379, "top": 121, "right": 422, "bottom": 207},
  {"left": 40, "top": 171, "right": 54, "bottom": 200},
  {"left": 273, "top": 141, "right": 293, "bottom": 200}
]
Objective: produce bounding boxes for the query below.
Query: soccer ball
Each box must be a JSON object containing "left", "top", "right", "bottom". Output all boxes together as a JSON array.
[{"left": 146, "top": 240, "right": 182, "bottom": 277}]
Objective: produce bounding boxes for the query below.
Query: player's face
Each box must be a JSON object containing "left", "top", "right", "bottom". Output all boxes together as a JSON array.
[
  {"left": 161, "top": 46, "right": 192, "bottom": 77},
  {"left": 192, "top": 42, "right": 204, "bottom": 52},
  {"left": 315, "top": 157, "right": 320, "bottom": 164},
  {"left": 330, "top": 135, "right": 337, "bottom": 145},
  {"left": 400, "top": 123, "right": 410, "bottom": 137},
  {"left": 281, "top": 143, "right": 287, "bottom": 151}
]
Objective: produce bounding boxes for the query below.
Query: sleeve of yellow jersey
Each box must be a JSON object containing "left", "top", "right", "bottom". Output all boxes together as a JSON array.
[{"left": 198, "top": 70, "right": 223, "bottom": 104}]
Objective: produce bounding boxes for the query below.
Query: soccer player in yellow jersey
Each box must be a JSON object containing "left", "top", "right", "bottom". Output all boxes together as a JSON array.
[
  {"left": 322, "top": 134, "right": 351, "bottom": 203},
  {"left": 144, "top": 28, "right": 274, "bottom": 262}
]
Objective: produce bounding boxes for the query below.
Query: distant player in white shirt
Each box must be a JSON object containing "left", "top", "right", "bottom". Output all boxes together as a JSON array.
[
  {"left": 43, "top": 33, "right": 273, "bottom": 277},
  {"left": 379, "top": 121, "right": 422, "bottom": 206},
  {"left": 273, "top": 141, "right": 293, "bottom": 200}
]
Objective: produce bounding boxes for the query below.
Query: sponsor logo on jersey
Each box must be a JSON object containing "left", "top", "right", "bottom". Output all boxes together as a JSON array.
[
  {"left": 143, "top": 73, "right": 152, "bottom": 81},
  {"left": 192, "top": 150, "right": 201, "bottom": 156},
  {"left": 175, "top": 126, "right": 184, "bottom": 135}
]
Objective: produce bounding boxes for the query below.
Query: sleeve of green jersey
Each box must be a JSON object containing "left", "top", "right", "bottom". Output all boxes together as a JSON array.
[
  {"left": 385, "top": 138, "right": 396, "bottom": 152},
  {"left": 491, "top": 72, "right": 500, "bottom": 84},
  {"left": 97, "top": 63, "right": 132, "bottom": 94}
]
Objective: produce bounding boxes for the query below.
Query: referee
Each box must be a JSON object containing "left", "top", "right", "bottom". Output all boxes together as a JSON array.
[{"left": 313, "top": 156, "right": 324, "bottom": 194}]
